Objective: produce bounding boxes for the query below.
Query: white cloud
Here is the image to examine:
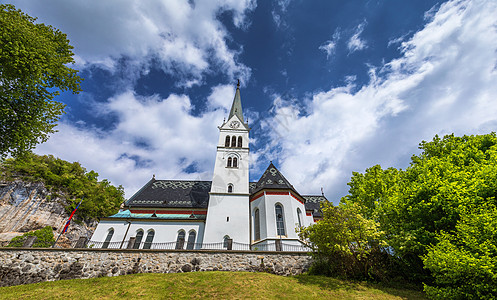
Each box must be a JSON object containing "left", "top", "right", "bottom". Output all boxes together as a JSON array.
[
  {"left": 35, "top": 87, "right": 235, "bottom": 197},
  {"left": 319, "top": 30, "right": 341, "bottom": 59},
  {"left": 319, "top": 41, "right": 337, "bottom": 59},
  {"left": 207, "top": 84, "right": 236, "bottom": 111},
  {"left": 9, "top": 0, "right": 256, "bottom": 86},
  {"left": 347, "top": 21, "right": 368, "bottom": 53},
  {"left": 387, "top": 31, "right": 412, "bottom": 48},
  {"left": 272, "top": 0, "right": 292, "bottom": 28},
  {"left": 263, "top": 0, "right": 497, "bottom": 202},
  {"left": 19, "top": 0, "right": 497, "bottom": 207}
]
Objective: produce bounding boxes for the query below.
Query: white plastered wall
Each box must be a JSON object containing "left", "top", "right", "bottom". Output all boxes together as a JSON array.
[
  {"left": 250, "top": 193, "right": 309, "bottom": 242},
  {"left": 90, "top": 219, "right": 205, "bottom": 249},
  {"left": 210, "top": 115, "right": 249, "bottom": 195},
  {"left": 304, "top": 211, "right": 315, "bottom": 225},
  {"left": 205, "top": 114, "right": 250, "bottom": 244},
  {"left": 250, "top": 197, "right": 268, "bottom": 243},
  {"left": 203, "top": 194, "right": 250, "bottom": 244}
]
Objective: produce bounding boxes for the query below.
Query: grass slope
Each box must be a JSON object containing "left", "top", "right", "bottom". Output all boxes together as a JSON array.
[{"left": 0, "top": 272, "right": 426, "bottom": 299}]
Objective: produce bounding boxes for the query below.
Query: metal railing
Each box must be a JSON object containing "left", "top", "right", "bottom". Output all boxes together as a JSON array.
[
  {"left": 53, "top": 239, "right": 311, "bottom": 252},
  {"left": 250, "top": 241, "right": 311, "bottom": 252}
]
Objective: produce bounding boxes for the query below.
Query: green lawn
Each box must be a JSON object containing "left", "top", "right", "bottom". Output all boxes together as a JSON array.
[{"left": 0, "top": 272, "right": 427, "bottom": 299}]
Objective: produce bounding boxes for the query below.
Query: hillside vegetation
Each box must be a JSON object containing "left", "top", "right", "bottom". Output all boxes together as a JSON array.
[
  {"left": 0, "top": 272, "right": 426, "bottom": 299},
  {"left": 0, "top": 153, "right": 124, "bottom": 221},
  {"left": 6, "top": 226, "right": 55, "bottom": 247}
]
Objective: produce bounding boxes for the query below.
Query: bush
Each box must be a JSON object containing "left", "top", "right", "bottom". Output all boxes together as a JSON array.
[
  {"left": 7, "top": 226, "right": 55, "bottom": 248},
  {"left": 299, "top": 202, "right": 394, "bottom": 281}
]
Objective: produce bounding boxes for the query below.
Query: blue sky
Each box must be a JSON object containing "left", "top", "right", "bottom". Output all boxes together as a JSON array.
[{"left": 7, "top": 0, "right": 497, "bottom": 203}]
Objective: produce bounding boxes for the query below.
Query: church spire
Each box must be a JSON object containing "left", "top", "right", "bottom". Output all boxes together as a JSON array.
[{"left": 228, "top": 80, "right": 244, "bottom": 122}]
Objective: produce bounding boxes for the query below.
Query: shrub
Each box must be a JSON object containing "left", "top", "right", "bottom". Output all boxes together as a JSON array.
[{"left": 7, "top": 226, "right": 55, "bottom": 248}]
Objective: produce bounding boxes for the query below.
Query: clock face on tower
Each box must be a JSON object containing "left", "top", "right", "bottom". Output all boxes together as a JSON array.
[{"left": 229, "top": 121, "right": 240, "bottom": 128}]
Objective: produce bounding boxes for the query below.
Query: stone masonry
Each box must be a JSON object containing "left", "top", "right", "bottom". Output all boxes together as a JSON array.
[{"left": 0, "top": 248, "right": 312, "bottom": 287}]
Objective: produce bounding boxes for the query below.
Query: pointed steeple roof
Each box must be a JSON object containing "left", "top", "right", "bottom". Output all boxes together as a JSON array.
[
  {"left": 252, "top": 162, "right": 299, "bottom": 195},
  {"left": 228, "top": 80, "right": 244, "bottom": 122}
]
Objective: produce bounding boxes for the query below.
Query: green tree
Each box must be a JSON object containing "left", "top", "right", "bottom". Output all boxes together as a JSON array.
[
  {"left": 378, "top": 134, "right": 497, "bottom": 276},
  {"left": 423, "top": 188, "right": 497, "bottom": 298},
  {"left": 0, "top": 4, "right": 82, "bottom": 157},
  {"left": 341, "top": 165, "right": 400, "bottom": 220},
  {"left": 339, "top": 133, "right": 497, "bottom": 293}
]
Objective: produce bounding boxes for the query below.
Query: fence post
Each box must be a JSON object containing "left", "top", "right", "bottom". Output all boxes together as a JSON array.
[
  {"left": 23, "top": 236, "right": 37, "bottom": 248},
  {"left": 74, "top": 237, "right": 88, "bottom": 248},
  {"left": 127, "top": 237, "right": 136, "bottom": 249},
  {"left": 227, "top": 239, "right": 233, "bottom": 250},
  {"left": 275, "top": 240, "right": 282, "bottom": 251},
  {"left": 175, "top": 238, "right": 185, "bottom": 250}
]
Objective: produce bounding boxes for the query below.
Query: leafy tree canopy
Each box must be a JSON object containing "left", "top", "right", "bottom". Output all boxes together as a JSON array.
[
  {"left": 378, "top": 134, "right": 497, "bottom": 259},
  {"left": 0, "top": 4, "right": 82, "bottom": 157},
  {"left": 338, "top": 133, "right": 497, "bottom": 294},
  {"left": 423, "top": 203, "right": 497, "bottom": 299},
  {"left": 0, "top": 153, "right": 125, "bottom": 221}
]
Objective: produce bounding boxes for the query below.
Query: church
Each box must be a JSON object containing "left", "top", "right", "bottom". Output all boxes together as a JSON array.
[{"left": 90, "top": 83, "right": 327, "bottom": 251}]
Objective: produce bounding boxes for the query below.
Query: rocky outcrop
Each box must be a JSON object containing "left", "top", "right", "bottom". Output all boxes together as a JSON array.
[{"left": 0, "top": 181, "right": 96, "bottom": 245}]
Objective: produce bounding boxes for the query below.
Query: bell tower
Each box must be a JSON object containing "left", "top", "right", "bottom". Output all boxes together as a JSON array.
[{"left": 203, "top": 81, "right": 250, "bottom": 244}]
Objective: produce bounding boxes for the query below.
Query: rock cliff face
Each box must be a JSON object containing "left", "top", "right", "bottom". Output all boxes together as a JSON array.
[{"left": 0, "top": 181, "right": 96, "bottom": 245}]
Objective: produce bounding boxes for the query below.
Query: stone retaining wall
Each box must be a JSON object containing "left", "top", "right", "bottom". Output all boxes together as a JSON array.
[{"left": 0, "top": 248, "right": 312, "bottom": 287}]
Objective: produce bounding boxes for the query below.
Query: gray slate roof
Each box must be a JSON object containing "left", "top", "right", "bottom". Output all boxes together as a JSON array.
[
  {"left": 251, "top": 162, "right": 299, "bottom": 195},
  {"left": 302, "top": 195, "right": 326, "bottom": 218},
  {"left": 125, "top": 164, "right": 328, "bottom": 216},
  {"left": 229, "top": 85, "right": 244, "bottom": 122},
  {"left": 126, "top": 179, "right": 211, "bottom": 208}
]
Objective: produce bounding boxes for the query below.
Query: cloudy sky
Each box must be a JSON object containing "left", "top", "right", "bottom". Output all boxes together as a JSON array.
[{"left": 8, "top": 0, "right": 497, "bottom": 203}]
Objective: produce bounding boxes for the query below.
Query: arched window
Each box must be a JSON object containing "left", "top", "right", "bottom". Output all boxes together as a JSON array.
[
  {"left": 227, "top": 184, "right": 233, "bottom": 193},
  {"left": 225, "top": 135, "right": 230, "bottom": 147},
  {"left": 254, "top": 209, "right": 260, "bottom": 241},
  {"left": 297, "top": 208, "right": 303, "bottom": 227},
  {"left": 223, "top": 235, "right": 231, "bottom": 248},
  {"left": 143, "top": 230, "right": 155, "bottom": 249},
  {"left": 237, "top": 136, "right": 242, "bottom": 148},
  {"left": 232, "top": 157, "right": 238, "bottom": 168},
  {"left": 231, "top": 136, "right": 237, "bottom": 147},
  {"left": 133, "top": 230, "right": 144, "bottom": 249},
  {"left": 176, "top": 230, "right": 185, "bottom": 249},
  {"left": 275, "top": 204, "right": 286, "bottom": 236},
  {"left": 186, "top": 231, "right": 196, "bottom": 250},
  {"left": 227, "top": 157, "right": 232, "bottom": 167},
  {"left": 102, "top": 228, "right": 114, "bottom": 248}
]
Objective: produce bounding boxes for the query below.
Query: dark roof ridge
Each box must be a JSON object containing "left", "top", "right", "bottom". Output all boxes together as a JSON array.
[
  {"left": 153, "top": 179, "right": 211, "bottom": 182},
  {"left": 126, "top": 179, "right": 212, "bottom": 209},
  {"left": 126, "top": 176, "right": 156, "bottom": 205},
  {"left": 302, "top": 194, "right": 328, "bottom": 198},
  {"left": 252, "top": 162, "right": 301, "bottom": 197}
]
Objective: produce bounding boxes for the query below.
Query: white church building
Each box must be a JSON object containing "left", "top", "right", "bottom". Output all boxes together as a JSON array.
[{"left": 90, "top": 83, "right": 326, "bottom": 251}]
